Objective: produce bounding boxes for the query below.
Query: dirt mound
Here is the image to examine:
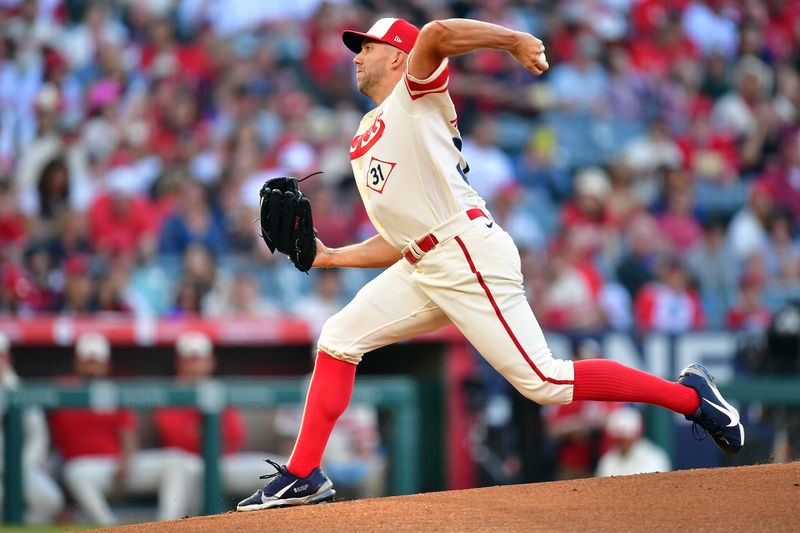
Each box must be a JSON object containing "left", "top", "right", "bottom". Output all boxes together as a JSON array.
[{"left": 96, "top": 462, "right": 800, "bottom": 532}]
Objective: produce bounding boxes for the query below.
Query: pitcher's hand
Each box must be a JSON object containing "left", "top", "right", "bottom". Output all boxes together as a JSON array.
[{"left": 511, "top": 33, "right": 549, "bottom": 76}]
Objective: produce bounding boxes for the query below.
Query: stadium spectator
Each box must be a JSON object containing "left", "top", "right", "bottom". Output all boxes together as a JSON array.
[
  {"left": 522, "top": 248, "right": 551, "bottom": 320},
  {"left": 634, "top": 256, "right": 705, "bottom": 333},
  {"left": 656, "top": 168, "right": 703, "bottom": 254},
  {"left": 461, "top": 116, "right": 516, "bottom": 206},
  {"left": 711, "top": 55, "right": 773, "bottom": 142},
  {"left": 0, "top": 180, "right": 25, "bottom": 256},
  {"left": 42, "top": 209, "right": 91, "bottom": 267},
  {"left": 675, "top": 108, "right": 739, "bottom": 183},
  {"left": 726, "top": 271, "right": 772, "bottom": 332},
  {"left": 760, "top": 127, "right": 800, "bottom": 220},
  {"left": 204, "top": 270, "right": 280, "bottom": 318},
  {"left": 20, "top": 156, "right": 71, "bottom": 241},
  {"left": 92, "top": 255, "right": 135, "bottom": 315},
  {"left": 630, "top": 8, "right": 699, "bottom": 81},
  {"left": 727, "top": 179, "right": 774, "bottom": 263},
  {"left": 686, "top": 215, "right": 739, "bottom": 308},
  {"left": 302, "top": 2, "right": 355, "bottom": 89},
  {"left": 595, "top": 406, "right": 671, "bottom": 478},
  {"left": 182, "top": 241, "right": 217, "bottom": 283},
  {"left": 621, "top": 120, "right": 683, "bottom": 207},
  {"left": 0, "top": 331, "right": 65, "bottom": 524},
  {"left": 605, "top": 45, "right": 648, "bottom": 126},
  {"left": 57, "top": 2, "right": 128, "bottom": 71},
  {"left": 168, "top": 243, "right": 218, "bottom": 317},
  {"left": 737, "top": 16, "right": 771, "bottom": 64},
  {"left": 158, "top": 179, "right": 227, "bottom": 256},
  {"left": 87, "top": 164, "right": 157, "bottom": 258},
  {"left": 700, "top": 51, "right": 731, "bottom": 102},
  {"left": 48, "top": 332, "right": 197, "bottom": 525},
  {"left": 13, "top": 84, "right": 66, "bottom": 195},
  {"left": 773, "top": 65, "right": 799, "bottom": 125},
  {"left": 0, "top": 264, "right": 35, "bottom": 315},
  {"left": 539, "top": 232, "right": 606, "bottom": 333},
  {"left": 490, "top": 182, "right": 545, "bottom": 253},
  {"left": 604, "top": 161, "right": 644, "bottom": 231},
  {"left": 760, "top": 209, "right": 800, "bottom": 287},
  {"left": 561, "top": 167, "right": 616, "bottom": 256},
  {"left": 514, "top": 126, "right": 571, "bottom": 202},
  {"left": 616, "top": 213, "right": 667, "bottom": 300},
  {"left": 293, "top": 268, "right": 346, "bottom": 337},
  {"left": 55, "top": 254, "right": 95, "bottom": 314},
  {"left": 547, "top": 32, "right": 608, "bottom": 116},
  {"left": 169, "top": 279, "right": 204, "bottom": 317},
  {"left": 598, "top": 280, "right": 634, "bottom": 332},
  {"left": 310, "top": 184, "right": 357, "bottom": 250},
  {"left": 154, "top": 331, "right": 284, "bottom": 503},
  {"left": 682, "top": 0, "right": 739, "bottom": 59}
]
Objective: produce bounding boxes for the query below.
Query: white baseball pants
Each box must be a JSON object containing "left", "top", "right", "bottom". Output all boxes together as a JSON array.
[
  {"left": 62, "top": 450, "right": 198, "bottom": 525},
  {"left": 318, "top": 212, "right": 575, "bottom": 405}
]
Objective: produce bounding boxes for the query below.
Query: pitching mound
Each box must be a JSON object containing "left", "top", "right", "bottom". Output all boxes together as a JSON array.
[{"left": 97, "top": 462, "right": 799, "bottom": 532}]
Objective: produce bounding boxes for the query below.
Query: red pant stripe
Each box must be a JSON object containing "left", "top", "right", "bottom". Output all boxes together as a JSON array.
[{"left": 453, "top": 236, "right": 574, "bottom": 386}]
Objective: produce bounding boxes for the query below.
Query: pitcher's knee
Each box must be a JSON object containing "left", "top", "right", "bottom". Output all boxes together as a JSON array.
[
  {"left": 317, "top": 314, "right": 364, "bottom": 365},
  {"left": 509, "top": 357, "right": 574, "bottom": 405},
  {"left": 515, "top": 381, "right": 572, "bottom": 405}
]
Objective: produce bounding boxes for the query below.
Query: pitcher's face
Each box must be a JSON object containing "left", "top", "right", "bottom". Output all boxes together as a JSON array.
[{"left": 353, "top": 40, "right": 393, "bottom": 97}]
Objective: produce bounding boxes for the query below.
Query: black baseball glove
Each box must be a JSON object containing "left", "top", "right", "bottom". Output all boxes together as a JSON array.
[{"left": 259, "top": 177, "right": 317, "bottom": 272}]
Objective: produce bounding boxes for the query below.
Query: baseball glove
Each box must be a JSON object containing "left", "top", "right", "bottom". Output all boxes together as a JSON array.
[{"left": 258, "top": 177, "right": 317, "bottom": 272}]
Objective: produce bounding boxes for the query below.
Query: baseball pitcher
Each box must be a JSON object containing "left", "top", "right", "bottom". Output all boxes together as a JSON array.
[{"left": 238, "top": 17, "right": 744, "bottom": 511}]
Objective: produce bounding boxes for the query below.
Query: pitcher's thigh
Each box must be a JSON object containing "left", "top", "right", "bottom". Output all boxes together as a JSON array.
[
  {"left": 318, "top": 261, "right": 450, "bottom": 364},
  {"left": 418, "top": 230, "right": 574, "bottom": 404}
]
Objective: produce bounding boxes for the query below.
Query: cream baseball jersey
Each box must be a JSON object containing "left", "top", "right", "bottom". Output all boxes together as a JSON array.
[{"left": 348, "top": 59, "right": 487, "bottom": 249}]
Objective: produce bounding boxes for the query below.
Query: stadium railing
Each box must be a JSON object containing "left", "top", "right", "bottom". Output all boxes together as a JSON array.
[{"left": 1, "top": 377, "right": 419, "bottom": 524}]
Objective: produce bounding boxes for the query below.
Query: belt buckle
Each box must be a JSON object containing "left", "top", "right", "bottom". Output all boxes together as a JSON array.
[{"left": 404, "top": 233, "right": 439, "bottom": 265}]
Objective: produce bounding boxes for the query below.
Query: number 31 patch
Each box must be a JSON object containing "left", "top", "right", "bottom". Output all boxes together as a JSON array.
[{"left": 366, "top": 157, "right": 396, "bottom": 194}]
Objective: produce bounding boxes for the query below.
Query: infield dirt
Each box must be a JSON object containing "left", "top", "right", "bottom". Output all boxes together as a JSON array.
[{"left": 94, "top": 461, "right": 799, "bottom": 532}]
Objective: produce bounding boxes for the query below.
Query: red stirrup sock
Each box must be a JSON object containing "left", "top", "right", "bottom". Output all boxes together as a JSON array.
[
  {"left": 572, "top": 359, "right": 699, "bottom": 416},
  {"left": 287, "top": 351, "right": 356, "bottom": 478}
]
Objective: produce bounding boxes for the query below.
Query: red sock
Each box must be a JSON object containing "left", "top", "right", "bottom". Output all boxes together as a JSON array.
[
  {"left": 287, "top": 351, "right": 356, "bottom": 478},
  {"left": 572, "top": 359, "right": 699, "bottom": 416}
]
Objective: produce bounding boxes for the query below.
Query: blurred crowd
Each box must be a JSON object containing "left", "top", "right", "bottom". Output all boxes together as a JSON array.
[{"left": 0, "top": 0, "right": 799, "bottom": 336}]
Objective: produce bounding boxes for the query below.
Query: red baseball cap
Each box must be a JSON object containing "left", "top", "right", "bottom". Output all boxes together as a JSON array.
[{"left": 342, "top": 17, "right": 419, "bottom": 55}]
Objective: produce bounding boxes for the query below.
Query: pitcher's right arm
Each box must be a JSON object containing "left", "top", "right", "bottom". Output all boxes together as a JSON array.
[{"left": 409, "top": 18, "right": 549, "bottom": 80}]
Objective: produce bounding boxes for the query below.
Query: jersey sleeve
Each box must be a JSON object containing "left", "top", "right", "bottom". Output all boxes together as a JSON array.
[{"left": 397, "top": 57, "right": 452, "bottom": 112}]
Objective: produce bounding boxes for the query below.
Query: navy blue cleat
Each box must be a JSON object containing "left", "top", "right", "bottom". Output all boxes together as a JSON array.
[
  {"left": 236, "top": 459, "right": 335, "bottom": 512},
  {"left": 678, "top": 363, "right": 745, "bottom": 455}
]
